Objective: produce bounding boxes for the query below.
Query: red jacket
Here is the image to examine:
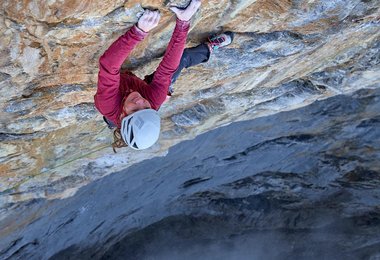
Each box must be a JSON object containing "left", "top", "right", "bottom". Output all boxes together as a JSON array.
[{"left": 94, "top": 19, "right": 190, "bottom": 128}]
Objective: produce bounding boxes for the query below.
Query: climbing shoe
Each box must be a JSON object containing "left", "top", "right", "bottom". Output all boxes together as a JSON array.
[{"left": 207, "top": 31, "right": 234, "bottom": 52}]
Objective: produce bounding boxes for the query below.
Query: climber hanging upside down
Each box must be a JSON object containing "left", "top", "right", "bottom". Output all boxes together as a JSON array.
[{"left": 94, "top": 0, "right": 234, "bottom": 151}]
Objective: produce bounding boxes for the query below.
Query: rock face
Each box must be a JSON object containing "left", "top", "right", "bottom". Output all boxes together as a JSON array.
[
  {"left": 0, "top": 0, "right": 379, "bottom": 235},
  {"left": 0, "top": 0, "right": 380, "bottom": 205},
  {"left": 0, "top": 88, "right": 379, "bottom": 259}
]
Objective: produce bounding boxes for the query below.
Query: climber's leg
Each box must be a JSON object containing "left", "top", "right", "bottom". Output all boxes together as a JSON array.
[
  {"left": 144, "top": 43, "right": 210, "bottom": 95},
  {"left": 144, "top": 32, "right": 234, "bottom": 96},
  {"left": 170, "top": 32, "right": 235, "bottom": 88},
  {"left": 170, "top": 43, "right": 211, "bottom": 85}
]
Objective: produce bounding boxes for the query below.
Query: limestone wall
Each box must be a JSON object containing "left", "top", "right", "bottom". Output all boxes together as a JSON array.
[
  {"left": 0, "top": 0, "right": 379, "bottom": 207},
  {"left": 1, "top": 88, "right": 379, "bottom": 259}
]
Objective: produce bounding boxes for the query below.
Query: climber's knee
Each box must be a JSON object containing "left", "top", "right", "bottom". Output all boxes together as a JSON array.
[{"left": 181, "top": 50, "right": 192, "bottom": 69}]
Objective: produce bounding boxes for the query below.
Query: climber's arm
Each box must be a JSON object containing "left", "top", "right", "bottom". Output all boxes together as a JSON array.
[
  {"left": 95, "top": 26, "right": 147, "bottom": 117},
  {"left": 94, "top": 10, "right": 160, "bottom": 118},
  {"left": 145, "top": 19, "right": 190, "bottom": 109},
  {"left": 147, "top": 0, "right": 201, "bottom": 109}
]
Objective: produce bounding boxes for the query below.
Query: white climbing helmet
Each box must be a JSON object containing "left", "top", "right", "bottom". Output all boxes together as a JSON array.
[{"left": 120, "top": 109, "right": 160, "bottom": 150}]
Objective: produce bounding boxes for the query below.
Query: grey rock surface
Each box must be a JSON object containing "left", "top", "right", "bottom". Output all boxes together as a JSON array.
[
  {"left": 1, "top": 0, "right": 380, "bottom": 203},
  {"left": 0, "top": 87, "right": 379, "bottom": 259}
]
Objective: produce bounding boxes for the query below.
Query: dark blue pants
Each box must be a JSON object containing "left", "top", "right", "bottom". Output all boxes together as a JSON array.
[
  {"left": 171, "top": 43, "right": 210, "bottom": 85},
  {"left": 144, "top": 43, "right": 210, "bottom": 93}
]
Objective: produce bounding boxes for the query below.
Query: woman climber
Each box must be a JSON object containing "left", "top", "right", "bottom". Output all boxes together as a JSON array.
[{"left": 94, "top": 0, "right": 233, "bottom": 151}]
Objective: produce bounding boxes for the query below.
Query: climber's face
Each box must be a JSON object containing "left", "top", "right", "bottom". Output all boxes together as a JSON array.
[{"left": 120, "top": 91, "right": 152, "bottom": 119}]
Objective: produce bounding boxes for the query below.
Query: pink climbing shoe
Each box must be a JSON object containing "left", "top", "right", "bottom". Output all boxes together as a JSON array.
[{"left": 207, "top": 31, "right": 234, "bottom": 53}]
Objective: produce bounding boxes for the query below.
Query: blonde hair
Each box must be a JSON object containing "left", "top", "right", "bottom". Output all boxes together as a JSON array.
[{"left": 112, "top": 128, "right": 128, "bottom": 153}]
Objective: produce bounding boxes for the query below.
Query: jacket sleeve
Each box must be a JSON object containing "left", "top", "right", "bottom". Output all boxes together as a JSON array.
[
  {"left": 94, "top": 25, "right": 148, "bottom": 120},
  {"left": 143, "top": 19, "right": 190, "bottom": 110}
]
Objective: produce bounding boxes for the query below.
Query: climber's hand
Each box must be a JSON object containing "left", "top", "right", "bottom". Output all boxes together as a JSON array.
[
  {"left": 170, "top": 0, "right": 201, "bottom": 22},
  {"left": 137, "top": 9, "right": 161, "bottom": 33}
]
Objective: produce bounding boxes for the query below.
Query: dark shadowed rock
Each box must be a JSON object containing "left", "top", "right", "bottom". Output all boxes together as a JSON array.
[{"left": 0, "top": 88, "right": 379, "bottom": 259}]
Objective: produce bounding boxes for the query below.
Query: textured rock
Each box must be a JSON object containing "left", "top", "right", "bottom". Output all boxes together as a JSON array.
[
  {"left": 0, "top": 88, "right": 379, "bottom": 259},
  {"left": 0, "top": 0, "right": 379, "bottom": 209}
]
